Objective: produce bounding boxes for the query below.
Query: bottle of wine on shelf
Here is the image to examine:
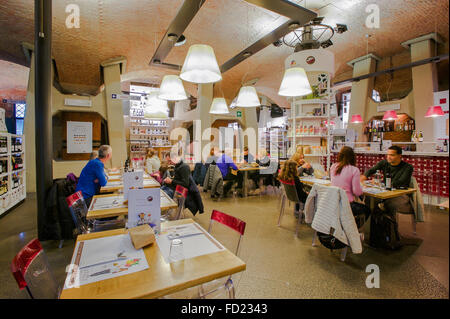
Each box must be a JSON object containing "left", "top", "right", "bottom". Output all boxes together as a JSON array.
[{"left": 418, "top": 131, "right": 424, "bottom": 142}]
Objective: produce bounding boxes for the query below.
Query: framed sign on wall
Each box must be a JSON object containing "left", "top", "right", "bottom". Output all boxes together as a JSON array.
[{"left": 67, "top": 121, "right": 93, "bottom": 154}]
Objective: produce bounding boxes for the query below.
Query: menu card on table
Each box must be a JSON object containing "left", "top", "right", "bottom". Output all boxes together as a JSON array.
[
  {"left": 89, "top": 195, "right": 126, "bottom": 211},
  {"left": 156, "top": 222, "right": 225, "bottom": 264},
  {"left": 123, "top": 171, "right": 144, "bottom": 200},
  {"left": 127, "top": 188, "right": 161, "bottom": 232},
  {"left": 63, "top": 233, "right": 149, "bottom": 289}
]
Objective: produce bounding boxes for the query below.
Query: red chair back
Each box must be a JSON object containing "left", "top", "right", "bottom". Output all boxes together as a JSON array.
[
  {"left": 66, "top": 191, "right": 83, "bottom": 208},
  {"left": 11, "top": 239, "right": 42, "bottom": 290},
  {"left": 175, "top": 185, "right": 188, "bottom": 198},
  {"left": 211, "top": 210, "right": 246, "bottom": 236}
]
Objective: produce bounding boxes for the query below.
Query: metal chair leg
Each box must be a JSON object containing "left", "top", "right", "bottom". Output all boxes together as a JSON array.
[
  {"left": 312, "top": 231, "right": 318, "bottom": 247},
  {"left": 295, "top": 210, "right": 301, "bottom": 238},
  {"left": 411, "top": 214, "right": 417, "bottom": 235},
  {"left": 277, "top": 195, "right": 286, "bottom": 227},
  {"left": 340, "top": 246, "right": 348, "bottom": 262},
  {"left": 226, "top": 278, "right": 235, "bottom": 299},
  {"left": 58, "top": 240, "right": 64, "bottom": 249}
]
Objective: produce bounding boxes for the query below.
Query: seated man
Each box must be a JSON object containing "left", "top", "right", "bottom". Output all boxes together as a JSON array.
[
  {"left": 161, "top": 154, "right": 190, "bottom": 198},
  {"left": 76, "top": 145, "right": 112, "bottom": 207},
  {"left": 216, "top": 149, "right": 238, "bottom": 197},
  {"left": 361, "top": 145, "right": 414, "bottom": 215}
]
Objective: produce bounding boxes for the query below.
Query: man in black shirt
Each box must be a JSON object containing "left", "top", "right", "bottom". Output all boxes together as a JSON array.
[{"left": 361, "top": 146, "right": 414, "bottom": 214}]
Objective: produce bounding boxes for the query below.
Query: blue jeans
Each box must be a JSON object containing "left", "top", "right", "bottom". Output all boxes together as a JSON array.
[{"left": 161, "top": 185, "right": 174, "bottom": 198}]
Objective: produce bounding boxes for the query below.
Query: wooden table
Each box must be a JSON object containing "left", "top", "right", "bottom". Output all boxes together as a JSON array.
[
  {"left": 59, "top": 219, "right": 246, "bottom": 299},
  {"left": 299, "top": 177, "right": 417, "bottom": 211},
  {"left": 86, "top": 191, "right": 177, "bottom": 220},
  {"left": 100, "top": 177, "right": 160, "bottom": 193},
  {"left": 439, "top": 200, "right": 449, "bottom": 210}
]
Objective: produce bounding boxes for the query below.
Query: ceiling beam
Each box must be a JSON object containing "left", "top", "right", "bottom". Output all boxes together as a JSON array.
[
  {"left": 149, "top": 0, "right": 206, "bottom": 67},
  {"left": 334, "top": 53, "right": 449, "bottom": 86},
  {"left": 220, "top": 1, "right": 317, "bottom": 73}
]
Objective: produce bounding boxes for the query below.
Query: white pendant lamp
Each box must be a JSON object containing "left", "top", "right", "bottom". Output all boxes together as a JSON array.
[
  {"left": 180, "top": 44, "right": 222, "bottom": 84},
  {"left": 209, "top": 97, "right": 229, "bottom": 114},
  {"left": 158, "top": 75, "right": 187, "bottom": 101},
  {"left": 144, "top": 92, "right": 169, "bottom": 118},
  {"left": 278, "top": 67, "right": 312, "bottom": 97},
  {"left": 235, "top": 86, "right": 260, "bottom": 107}
]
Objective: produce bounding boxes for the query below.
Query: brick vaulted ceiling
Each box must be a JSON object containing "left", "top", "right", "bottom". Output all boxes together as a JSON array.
[{"left": 0, "top": 0, "right": 448, "bottom": 107}]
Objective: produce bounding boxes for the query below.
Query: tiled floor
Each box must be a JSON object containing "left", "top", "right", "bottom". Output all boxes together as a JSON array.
[{"left": 0, "top": 190, "right": 448, "bottom": 299}]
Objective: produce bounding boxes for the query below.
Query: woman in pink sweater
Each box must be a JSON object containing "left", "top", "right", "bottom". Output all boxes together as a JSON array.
[{"left": 330, "top": 146, "right": 363, "bottom": 203}]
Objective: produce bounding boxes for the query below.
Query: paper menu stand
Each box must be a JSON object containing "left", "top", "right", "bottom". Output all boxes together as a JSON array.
[
  {"left": 123, "top": 171, "right": 144, "bottom": 200},
  {"left": 127, "top": 188, "right": 161, "bottom": 233}
]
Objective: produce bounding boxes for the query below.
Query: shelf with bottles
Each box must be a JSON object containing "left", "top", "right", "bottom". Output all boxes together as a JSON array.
[
  {"left": 11, "top": 154, "right": 24, "bottom": 172},
  {"left": 364, "top": 114, "right": 415, "bottom": 141},
  {"left": 10, "top": 172, "right": 23, "bottom": 190},
  {"left": 0, "top": 175, "right": 8, "bottom": 197}
]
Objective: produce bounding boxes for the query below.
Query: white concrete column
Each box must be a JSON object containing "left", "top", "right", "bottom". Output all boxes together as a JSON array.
[
  {"left": 347, "top": 54, "right": 380, "bottom": 141},
  {"left": 101, "top": 58, "right": 127, "bottom": 168},
  {"left": 196, "top": 83, "right": 212, "bottom": 161},
  {"left": 402, "top": 33, "right": 443, "bottom": 142}
]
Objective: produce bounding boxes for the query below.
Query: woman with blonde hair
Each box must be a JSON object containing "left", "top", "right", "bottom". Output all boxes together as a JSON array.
[
  {"left": 145, "top": 148, "right": 161, "bottom": 174},
  {"left": 278, "top": 159, "right": 309, "bottom": 214},
  {"left": 291, "top": 151, "right": 314, "bottom": 176}
]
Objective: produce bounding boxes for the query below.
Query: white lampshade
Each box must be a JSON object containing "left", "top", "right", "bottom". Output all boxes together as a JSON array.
[
  {"left": 158, "top": 75, "right": 187, "bottom": 101},
  {"left": 209, "top": 98, "right": 229, "bottom": 114},
  {"left": 180, "top": 44, "right": 222, "bottom": 84},
  {"left": 235, "top": 86, "right": 260, "bottom": 107},
  {"left": 278, "top": 67, "right": 312, "bottom": 97},
  {"left": 144, "top": 92, "right": 169, "bottom": 118}
]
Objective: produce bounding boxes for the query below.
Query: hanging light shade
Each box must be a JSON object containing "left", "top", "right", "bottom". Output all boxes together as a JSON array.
[
  {"left": 350, "top": 114, "right": 363, "bottom": 123},
  {"left": 425, "top": 105, "right": 445, "bottom": 118},
  {"left": 383, "top": 110, "right": 398, "bottom": 121},
  {"left": 180, "top": 44, "right": 222, "bottom": 84},
  {"left": 209, "top": 98, "right": 229, "bottom": 114},
  {"left": 158, "top": 75, "right": 187, "bottom": 101},
  {"left": 278, "top": 67, "right": 313, "bottom": 97},
  {"left": 144, "top": 92, "right": 169, "bottom": 118},
  {"left": 235, "top": 86, "right": 260, "bottom": 107}
]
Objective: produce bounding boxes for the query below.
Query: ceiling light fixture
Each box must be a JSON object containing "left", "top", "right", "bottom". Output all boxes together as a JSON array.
[
  {"left": 382, "top": 110, "right": 398, "bottom": 121},
  {"left": 158, "top": 75, "right": 188, "bottom": 101},
  {"left": 350, "top": 114, "right": 363, "bottom": 123},
  {"left": 180, "top": 44, "right": 222, "bottom": 84},
  {"left": 235, "top": 86, "right": 260, "bottom": 107},
  {"left": 209, "top": 97, "right": 230, "bottom": 114},
  {"left": 425, "top": 105, "right": 445, "bottom": 118},
  {"left": 278, "top": 67, "right": 312, "bottom": 97},
  {"left": 174, "top": 35, "right": 186, "bottom": 47}
]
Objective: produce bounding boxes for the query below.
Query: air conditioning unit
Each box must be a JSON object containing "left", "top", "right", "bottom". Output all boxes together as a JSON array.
[{"left": 64, "top": 98, "right": 92, "bottom": 107}]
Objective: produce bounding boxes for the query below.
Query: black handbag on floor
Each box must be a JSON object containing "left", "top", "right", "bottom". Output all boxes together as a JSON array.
[{"left": 369, "top": 208, "right": 402, "bottom": 250}]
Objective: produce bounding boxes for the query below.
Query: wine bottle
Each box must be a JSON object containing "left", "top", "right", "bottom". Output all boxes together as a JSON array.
[
  {"left": 444, "top": 139, "right": 448, "bottom": 153},
  {"left": 419, "top": 131, "right": 424, "bottom": 142},
  {"left": 385, "top": 169, "right": 392, "bottom": 190}
]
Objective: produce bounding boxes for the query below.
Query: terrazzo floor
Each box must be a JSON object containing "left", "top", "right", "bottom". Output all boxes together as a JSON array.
[{"left": 0, "top": 190, "right": 448, "bottom": 299}]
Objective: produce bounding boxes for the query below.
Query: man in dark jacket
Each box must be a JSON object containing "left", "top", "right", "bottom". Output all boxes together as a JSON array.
[
  {"left": 161, "top": 155, "right": 190, "bottom": 198},
  {"left": 361, "top": 146, "right": 414, "bottom": 215}
]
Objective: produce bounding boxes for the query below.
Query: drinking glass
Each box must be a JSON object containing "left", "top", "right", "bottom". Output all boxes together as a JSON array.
[{"left": 169, "top": 238, "right": 184, "bottom": 263}]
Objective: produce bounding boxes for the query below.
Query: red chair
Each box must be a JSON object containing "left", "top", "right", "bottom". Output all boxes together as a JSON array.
[
  {"left": 66, "top": 191, "right": 125, "bottom": 234},
  {"left": 11, "top": 239, "right": 59, "bottom": 299},
  {"left": 199, "top": 210, "right": 246, "bottom": 299}
]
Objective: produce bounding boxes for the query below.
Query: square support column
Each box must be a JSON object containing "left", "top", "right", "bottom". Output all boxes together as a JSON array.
[
  {"left": 101, "top": 59, "right": 127, "bottom": 168},
  {"left": 347, "top": 54, "right": 380, "bottom": 141}
]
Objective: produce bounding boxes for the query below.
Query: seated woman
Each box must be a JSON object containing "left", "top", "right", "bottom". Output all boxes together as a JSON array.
[
  {"left": 145, "top": 148, "right": 161, "bottom": 174},
  {"left": 330, "top": 146, "right": 369, "bottom": 219},
  {"left": 278, "top": 160, "right": 309, "bottom": 216},
  {"left": 291, "top": 152, "right": 314, "bottom": 176}
]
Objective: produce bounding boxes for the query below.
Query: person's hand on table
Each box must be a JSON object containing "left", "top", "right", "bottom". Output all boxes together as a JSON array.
[
  {"left": 302, "top": 163, "right": 311, "bottom": 169},
  {"left": 360, "top": 175, "right": 368, "bottom": 183},
  {"left": 164, "top": 177, "right": 173, "bottom": 184}
]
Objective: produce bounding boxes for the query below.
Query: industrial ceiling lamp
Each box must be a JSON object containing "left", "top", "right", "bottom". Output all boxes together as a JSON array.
[
  {"left": 425, "top": 105, "right": 445, "bottom": 118},
  {"left": 278, "top": 67, "right": 312, "bottom": 97},
  {"left": 209, "top": 97, "right": 229, "bottom": 114},
  {"left": 235, "top": 86, "right": 260, "bottom": 107},
  {"left": 350, "top": 114, "right": 363, "bottom": 123},
  {"left": 383, "top": 110, "right": 398, "bottom": 121},
  {"left": 158, "top": 75, "right": 187, "bottom": 101},
  {"left": 180, "top": 44, "right": 222, "bottom": 84}
]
